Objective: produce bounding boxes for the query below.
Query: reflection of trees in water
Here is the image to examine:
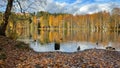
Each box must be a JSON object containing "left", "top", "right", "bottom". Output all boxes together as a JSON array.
[
  {"left": 37, "top": 30, "right": 119, "bottom": 45},
  {"left": 118, "top": 31, "right": 120, "bottom": 35},
  {"left": 38, "top": 30, "right": 40, "bottom": 35},
  {"left": 12, "top": 26, "right": 120, "bottom": 46}
]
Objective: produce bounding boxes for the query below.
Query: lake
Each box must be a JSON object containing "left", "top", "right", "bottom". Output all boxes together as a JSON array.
[{"left": 15, "top": 28, "right": 120, "bottom": 52}]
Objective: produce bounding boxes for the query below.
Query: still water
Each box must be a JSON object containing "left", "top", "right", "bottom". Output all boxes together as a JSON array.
[{"left": 17, "top": 29, "right": 120, "bottom": 52}]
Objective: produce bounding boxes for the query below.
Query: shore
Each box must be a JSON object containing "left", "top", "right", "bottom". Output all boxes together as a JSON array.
[{"left": 0, "top": 36, "right": 120, "bottom": 68}]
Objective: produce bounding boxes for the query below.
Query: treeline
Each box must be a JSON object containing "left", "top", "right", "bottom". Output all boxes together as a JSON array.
[
  {"left": 36, "top": 8, "right": 120, "bottom": 31},
  {"left": 0, "top": 7, "right": 120, "bottom": 32}
]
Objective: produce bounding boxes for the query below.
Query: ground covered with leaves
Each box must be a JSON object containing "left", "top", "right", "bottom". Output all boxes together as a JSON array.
[{"left": 0, "top": 36, "right": 120, "bottom": 68}]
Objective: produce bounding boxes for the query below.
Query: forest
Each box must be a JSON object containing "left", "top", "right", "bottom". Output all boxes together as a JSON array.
[
  {"left": 0, "top": 8, "right": 120, "bottom": 40},
  {"left": 36, "top": 8, "right": 120, "bottom": 31}
]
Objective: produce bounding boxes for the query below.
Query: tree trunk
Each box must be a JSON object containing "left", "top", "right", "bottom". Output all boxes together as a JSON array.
[{"left": 0, "top": 0, "right": 14, "bottom": 36}]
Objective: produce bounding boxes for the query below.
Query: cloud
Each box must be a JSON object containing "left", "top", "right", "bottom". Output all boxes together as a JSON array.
[
  {"left": 1, "top": 0, "right": 120, "bottom": 15},
  {"left": 50, "top": 0, "right": 120, "bottom": 15},
  {"left": 45, "top": 1, "right": 68, "bottom": 13},
  {"left": 45, "top": 0, "right": 120, "bottom": 15},
  {"left": 74, "top": 2, "right": 120, "bottom": 15}
]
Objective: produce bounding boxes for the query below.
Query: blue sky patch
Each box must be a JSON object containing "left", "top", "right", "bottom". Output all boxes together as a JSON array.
[{"left": 54, "top": 0, "right": 77, "bottom": 4}]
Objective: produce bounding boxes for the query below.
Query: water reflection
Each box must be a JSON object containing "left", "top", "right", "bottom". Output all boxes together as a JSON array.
[
  {"left": 30, "top": 41, "right": 106, "bottom": 52},
  {"left": 16, "top": 28, "right": 120, "bottom": 52}
]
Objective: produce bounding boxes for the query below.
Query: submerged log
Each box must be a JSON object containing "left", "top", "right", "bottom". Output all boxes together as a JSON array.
[
  {"left": 77, "top": 46, "right": 80, "bottom": 51},
  {"left": 54, "top": 42, "right": 60, "bottom": 50},
  {"left": 106, "top": 46, "right": 116, "bottom": 51}
]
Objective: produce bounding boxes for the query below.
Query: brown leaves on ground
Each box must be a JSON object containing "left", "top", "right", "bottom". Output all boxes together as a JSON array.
[{"left": 0, "top": 35, "right": 120, "bottom": 68}]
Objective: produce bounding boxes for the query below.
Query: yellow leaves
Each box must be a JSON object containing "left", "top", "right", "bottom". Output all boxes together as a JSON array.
[
  {"left": 49, "top": 32, "right": 54, "bottom": 42},
  {"left": 49, "top": 15, "right": 53, "bottom": 27},
  {"left": 52, "top": 16, "right": 59, "bottom": 27},
  {"left": 33, "top": 33, "right": 37, "bottom": 41},
  {"left": 8, "top": 21, "right": 13, "bottom": 30},
  {"left": 48, "top": 15, "right": 63, "bottom": 27},
  {"left": 40, "top": 16, "right": 44, "bottom": 27},
  {"left": 48, "top": 31, "right": 63, "bottom": 42},
  {"left": 33, "top": 16, "right": 37, "bottom": 24},
  {"left": 40, "top": 16, "right": 43, "bottom": 22},
  {"left": 58, "top": 15, "right": 63, "bottom": 21},
  {"left": 39, "top": 30, "right": 45, "bottom": 42}
]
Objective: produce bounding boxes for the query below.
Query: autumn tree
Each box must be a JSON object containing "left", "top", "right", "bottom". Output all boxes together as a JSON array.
[
  {"left": 0, "top": 0, "right": 14, "bottom": 36},
  {"left": 0, "top": 0, "right": 47, "bottom": 36},
  {"left": 111, "top": 8, "right": 120, "bottom": 30}
]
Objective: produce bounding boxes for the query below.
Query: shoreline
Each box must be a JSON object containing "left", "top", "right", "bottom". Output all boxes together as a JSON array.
[{"left": 0, "top": 35, "right": 120, "bottom": 68}]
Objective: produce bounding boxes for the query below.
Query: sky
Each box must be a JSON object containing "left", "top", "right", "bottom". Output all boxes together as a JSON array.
[
  {"left": 48, "top": 0, "right": 120, "bottom": 15},
  {"left": 0, "top": 0, "right": 120, "bottom": 15}
]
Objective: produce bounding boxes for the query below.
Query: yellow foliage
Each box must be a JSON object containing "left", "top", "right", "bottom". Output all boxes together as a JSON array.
[
  {"left": 40, "top": 16, "right": 43, "bottom": 22},
  {"left": 53, "top": 16, "right": 59, "bottom": 27},
  {"left": 40, "top": 16, "right": 45, "bottom": 27},
  {"left": 9, "top": 21, "right": 13, "bottom": 30},
  {"left": 33, "top": 16, "right": 37, "bottom": 24},
  {"left": 16, "top": 23, "right": 22, "bottom": 36},
  {"left": 39, "top": 31, "right": 45, "bottom": 42},
  {"left": 33, "top": 33, "right": 37, "bottom": 41},
  {"left": 49, "top": 32, "right": 53, "bottom": 42},
  {"left": 58, "top": 15, "right": 62, "bottom": 21},
  {"left": 49, "top": 15, "right": 53, "bottom": 27}
]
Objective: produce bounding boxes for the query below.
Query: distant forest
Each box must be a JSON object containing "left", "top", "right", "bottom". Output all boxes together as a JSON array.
[{"left": 0, "top": 8, "right": 120, "bottom": 31}]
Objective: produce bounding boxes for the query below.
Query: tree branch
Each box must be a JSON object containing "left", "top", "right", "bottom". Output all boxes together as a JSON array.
[{"left": 16, "top": 0, "right": 23, "bottom": 13}]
